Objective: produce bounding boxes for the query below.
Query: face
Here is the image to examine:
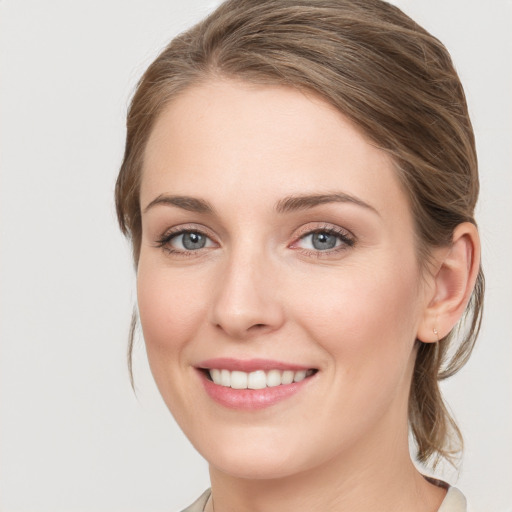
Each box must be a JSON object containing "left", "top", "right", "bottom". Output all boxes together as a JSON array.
[{"left": 137, "top": 80, "right": 432, "bottom": 479}]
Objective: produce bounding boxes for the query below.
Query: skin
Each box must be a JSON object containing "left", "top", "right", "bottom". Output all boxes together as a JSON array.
[{"left": 137, "top": 79, "right": 478, "bottom": 511}]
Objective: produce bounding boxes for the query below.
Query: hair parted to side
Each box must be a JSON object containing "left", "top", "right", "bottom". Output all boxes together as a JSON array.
[{"left": 115, "top": 0, "right": 484, "bottom": 468}]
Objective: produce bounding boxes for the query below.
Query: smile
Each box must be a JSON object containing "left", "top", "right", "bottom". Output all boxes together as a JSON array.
[
  {"left": 197, "top": 359, "right": 318, "bottom": 410},
  {"left": 206, "top": 368, "right": 316, "bottom": 389}
]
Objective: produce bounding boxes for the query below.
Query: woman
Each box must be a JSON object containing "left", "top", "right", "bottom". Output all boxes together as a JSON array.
[{"left": 115, "top": 1, "right": 483, "bottom": 510}]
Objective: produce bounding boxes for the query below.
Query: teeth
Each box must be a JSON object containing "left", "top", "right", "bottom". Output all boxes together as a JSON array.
[
  {"left": 248, "top": 370, "right": 267, "bottom": 389},
  {"left": 231, "top": 371, "right": 248, "bottom": 389},
  {"left": 207, "top": 368, "right": 315, "bottom": 389},
  {"left": 266, "top": 369, "right": 282, "bottom": 387},
  {"left": 293, "top": 370, "right": 307, "bottom": 382},
  {"left": 281, "top": 370, "right": 294, "bottom": 385},
  {"left": 220, "top": 369, "right": 230, "bottom": 387},
  {"left": 210, "top": 369, "right": 221, "bottom": 385}
]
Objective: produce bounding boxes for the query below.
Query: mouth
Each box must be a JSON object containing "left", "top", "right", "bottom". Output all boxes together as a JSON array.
[
  {"left": 196, "top": 359, "right": 319, "bottom": 410},
  {"left": 201, "top": 368, "right": 317, "bottom": 389}
]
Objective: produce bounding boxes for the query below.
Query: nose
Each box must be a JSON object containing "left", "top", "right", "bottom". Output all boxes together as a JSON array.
[{"left": 210, "top": 248, "right": 285, "bottom": 340}]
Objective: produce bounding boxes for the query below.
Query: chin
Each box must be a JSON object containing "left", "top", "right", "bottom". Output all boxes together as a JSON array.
[
  {"left": 193, "top": 429, "right": 309, "bottom": 480},
  {"left": 209, "top": 454, "right": 302, "bottom": 481}
]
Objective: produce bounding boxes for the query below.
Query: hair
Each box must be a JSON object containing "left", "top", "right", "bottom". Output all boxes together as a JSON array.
[{"left": 115, "top": 0, "right": 484, "bottom": 468}]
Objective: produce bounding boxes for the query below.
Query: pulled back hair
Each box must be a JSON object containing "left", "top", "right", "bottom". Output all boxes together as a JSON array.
[{"left": 115, "top": 0, "right": 484, "bottom": 468}]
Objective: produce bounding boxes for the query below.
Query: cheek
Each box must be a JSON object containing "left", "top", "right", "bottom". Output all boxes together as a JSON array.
[
  {"left": 136, "top": 258, "right": 216, "bottom": 426},
  {"left": 288, "top": 266, "right": 422, "bottom": 453},
  {"left": 293, "top": 259, "right": 421, "bottom": 387},
  {"left": 136, "top": 258, "right": 209, "bottom": 364}
]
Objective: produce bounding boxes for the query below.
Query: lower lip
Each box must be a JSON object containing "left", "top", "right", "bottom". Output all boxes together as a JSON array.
[{"left": 198, "top": 371, "right": 315, "bottom": 410}]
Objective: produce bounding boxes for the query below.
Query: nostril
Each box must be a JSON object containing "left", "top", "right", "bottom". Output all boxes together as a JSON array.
[{"left": 249, "top": 323, "right": 268, "bottom": 332}]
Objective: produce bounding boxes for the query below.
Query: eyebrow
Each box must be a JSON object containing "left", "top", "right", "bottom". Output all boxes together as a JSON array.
[
  {"left": 143, "top": 194, "right": 216, "bottom": 214},
  {"left": 275, "top": 192, "right": 379, "bottom": 216},
  {"left": 143, "top": 191, "right": 379, "bottom": 216}
]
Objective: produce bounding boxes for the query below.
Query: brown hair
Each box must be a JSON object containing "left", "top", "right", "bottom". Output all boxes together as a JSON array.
[{"left": 115, "top": 0, "right": 484, "bottom": 468}]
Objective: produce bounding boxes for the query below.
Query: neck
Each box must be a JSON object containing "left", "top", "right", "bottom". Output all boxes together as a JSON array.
[{"left": 207, "top": 421, "right": 445, "bottom": 512}]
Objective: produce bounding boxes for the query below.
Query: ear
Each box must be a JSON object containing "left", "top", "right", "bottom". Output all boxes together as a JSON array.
[{"left": 417, "top": 222, "right": 481, "bottom": 343}]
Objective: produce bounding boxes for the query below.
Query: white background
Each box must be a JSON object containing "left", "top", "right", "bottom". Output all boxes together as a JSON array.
[{"left": 0, "top": 1, "right": 510, "bottom": 511}]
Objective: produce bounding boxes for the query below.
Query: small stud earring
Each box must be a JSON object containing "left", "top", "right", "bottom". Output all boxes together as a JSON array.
[{"left": 433, "top": 328, "right": 439, "bottom": 342}]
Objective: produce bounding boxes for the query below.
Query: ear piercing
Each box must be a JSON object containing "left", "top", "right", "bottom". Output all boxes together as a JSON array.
[{"left": 433, "top": 328, "right": 440, "bottom": 342}]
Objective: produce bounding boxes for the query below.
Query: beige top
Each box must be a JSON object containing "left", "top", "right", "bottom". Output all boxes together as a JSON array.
[{"left": 180, "top": 486, "right": 467, "bottom": 512}]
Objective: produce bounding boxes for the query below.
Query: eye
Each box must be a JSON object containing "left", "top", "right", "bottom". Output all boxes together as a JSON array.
[
  {"left": 174, "top": 231, "right": 210, "bottom": 250},
  {"left": 292, "top": 226, "right": 355, "bottom": 254},
  {"left": 155, "top": 228, "right": 216, "bottom": 254},
  {"left": 302, "top": 232, "right": 340, "bottom": 251}
]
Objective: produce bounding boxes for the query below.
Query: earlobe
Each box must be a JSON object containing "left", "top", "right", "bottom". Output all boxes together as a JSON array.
[{"left": 417, "top": 222, "right": 480, "bottom": 343}]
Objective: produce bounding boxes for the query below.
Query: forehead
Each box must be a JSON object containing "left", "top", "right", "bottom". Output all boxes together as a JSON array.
[{"left": 141, "top": 79, "right": 410, "bottom": 221}]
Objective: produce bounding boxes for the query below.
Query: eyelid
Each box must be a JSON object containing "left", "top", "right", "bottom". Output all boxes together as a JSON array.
[{"left": 291, "top": 222, "right": 355, "bottom": 243}]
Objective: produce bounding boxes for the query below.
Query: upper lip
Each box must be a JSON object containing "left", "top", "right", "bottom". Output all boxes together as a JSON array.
[{"left": 196, "top": 358, "right": 315, "bottom": 372}]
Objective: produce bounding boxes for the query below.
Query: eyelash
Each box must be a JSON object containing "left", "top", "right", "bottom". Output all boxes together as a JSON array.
[{"left": 154, "top": 224, "right": 356, "bottom": 258}]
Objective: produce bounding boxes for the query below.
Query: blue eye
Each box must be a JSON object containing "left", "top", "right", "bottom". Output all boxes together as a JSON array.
[
  {"left": 296, "top": 228, "right": 354, "bottom": 252},
  {"left": 176, "top": 232, "right": 208, "bottom": 250},
  {"left": 309, "top": 232, "right": 339, "bottom": 250},
  {"left": 156, "top": 229, "right": 215, "bottom": 253}
]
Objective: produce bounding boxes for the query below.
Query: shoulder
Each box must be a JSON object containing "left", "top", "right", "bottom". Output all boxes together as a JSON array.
[
  {"left": 423, "top": 476, "right": 467, "bottom": 512},
  {"left": 178, "top": 486, "right": 466, "bottom": 512},
  {"left": 179, "top": 489, "right": 211, "bottom": 512},
  {"left": 438, "top": 486, "right": 467, "bottom": 512}
]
